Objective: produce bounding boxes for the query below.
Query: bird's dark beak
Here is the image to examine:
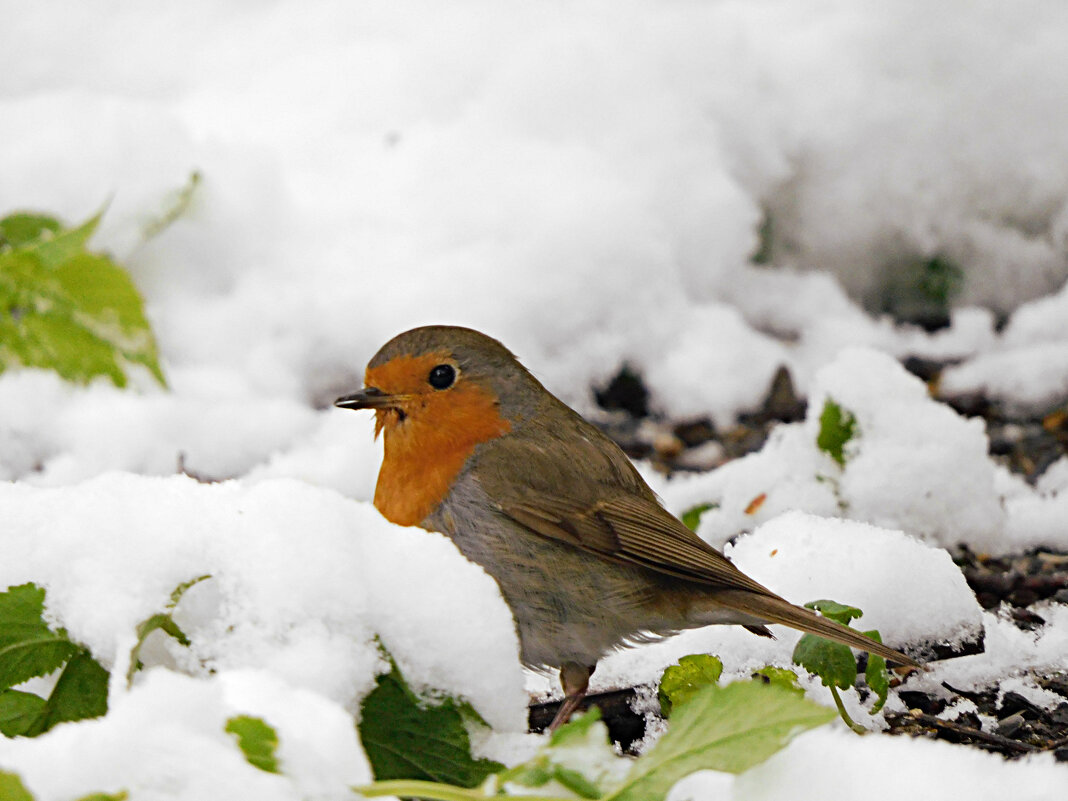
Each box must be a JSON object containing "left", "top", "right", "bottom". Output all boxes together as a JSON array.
[{"left": 334, "top": 386, "right": 405, "bottom": 410}]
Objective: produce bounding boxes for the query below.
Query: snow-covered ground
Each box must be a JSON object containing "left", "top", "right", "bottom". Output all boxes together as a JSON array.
[{"left": 2, "top": 2, "right": 1068, "bottom": 799}]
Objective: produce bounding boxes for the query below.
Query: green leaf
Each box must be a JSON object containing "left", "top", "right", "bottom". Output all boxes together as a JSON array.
[
  {"left": 358, "top": 660, "right": 503, "bottom": 787},
  {"left": 168, "top": 574, "right": 211, "bottom": 606},
  {"left": 816, "top": 399, "right": 856, "bottom": 467},
  {"left": 22, "top": 212, "right": 101, "bottom": 270},
  {"left": 803, "top": 599, "right": 863, "bottom": 627},
  {"left": 862, "top": 630, "right": 890, "bottom": 714},
  {"left": 23, "top": 649, "right": 109, "bottom": 736},
  {"left": 354, "top": 781, "right": 569, "bottom": 801},
  {"left": 658, "top": 654, "right": 723, "bottom": 717},
  {"left": 0, "top": 583, "right": 78, "bottom": 690},
  {"left": 495, "top": 710, "right": 621, "bottom": 800},
  {"left": 127, "top": 575, "right": 208, "bottom": 684},
  {"left": 0, "top": 583, "right": 109, "bottom": 737},
  {"left": 141, "top": 171, "right": 201, "bottom": 243},
  {"left": 551, "top": 766, "right": 603, "bottom": 799},
  {"left": 680, "top": 503, "right": 716, "bottom": 533},
  {"left": 792, "top": 633, "right": 858, "bottom": 691},
  {"left": 496, "top": 763, "right": 553, "bottom": 788},
  {"left": 0, "top": 688, "right": 47, "bottom": 737},
  {"left": 0, "top": 214, "right": 61, "bottom": 249},
  {"left": 0, "top": 770, "right": 35, "bottom": 801},
  {"left": 750, "top": 208, "right": 774, "bottom": 265},
  {"left": 918, "top": 255, "right": 963, "bottom": 306},
  {"left": 226, "top": 715, "right": 281, "bottom": 774},
  {"left": 792, "top": 602, "right": 871, "bottom": 690},
  {"left": 0, "top": 211, "right": 166, "bottom": 388},
  {"left": 606, "top": 681, "right": 835, "bottom": 800},
  {"left": 75, "top": 793, "right": 128, "bottom": 801},
  {"left": 547, "top": 706, "right": 604, "bottom": 747},
  {"left": 751, "top": 666, "right": 803, "bottom": 695}
]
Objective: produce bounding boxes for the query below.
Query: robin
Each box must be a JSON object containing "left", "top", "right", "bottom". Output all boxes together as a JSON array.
[{"left": 336, "top": 325, "right": 921, "bottom": 730}]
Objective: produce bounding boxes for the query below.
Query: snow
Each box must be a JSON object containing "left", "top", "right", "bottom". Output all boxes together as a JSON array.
[
  {"left": 730, "top": 725, "right": 1067, "bottom": 801},
  {"left": 3, "top": 1, "right": 1068, "bottom": 799},
  {"left": 656, "top": 348, "right": 1010, "bottom": 554},
  {"left": 0, "top": 669, "right": 369, "bottom": 801}
]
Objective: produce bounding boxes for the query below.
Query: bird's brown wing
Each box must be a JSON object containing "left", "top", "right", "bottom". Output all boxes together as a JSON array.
[
  {"left": 474, "top": 423, "right": 768, "bottom": 591},
  {"left": 498, "top": 489, "right": 774, "bottom": 595}
]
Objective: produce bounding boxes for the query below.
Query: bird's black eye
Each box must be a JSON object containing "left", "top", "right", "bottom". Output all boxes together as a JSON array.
[{"left": 428, "top": 363, "right": 456, "bottom": 390}]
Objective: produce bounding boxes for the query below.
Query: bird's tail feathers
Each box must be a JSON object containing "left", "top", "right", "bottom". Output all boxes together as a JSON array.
[{"left": 718, "top": 590, "right": 923, "bottom": 669}]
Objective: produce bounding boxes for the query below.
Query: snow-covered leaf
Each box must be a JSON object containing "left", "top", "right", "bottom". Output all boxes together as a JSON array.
[
  {"left": 0, "top": 583, "right": 78, "bottom": 690},
  {"left": 226, "top": 715, "right": 281, "bottom": 774},
  {"left": 816, "top": 399, "right": 856, "bottom": 466},
  {"left": 658, "top": 654, "right": 723, "bottom": 717},
  {"left": 359, "top": 659, "right": 503, "bottom": 787},
  {"left": 607, "top": 681, "right": 835, "bottom": 800}
]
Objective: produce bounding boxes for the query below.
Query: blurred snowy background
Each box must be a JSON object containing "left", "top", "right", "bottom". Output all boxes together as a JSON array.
[{"left": 2, "top": 2, "right": 1068, "bottom": 799}]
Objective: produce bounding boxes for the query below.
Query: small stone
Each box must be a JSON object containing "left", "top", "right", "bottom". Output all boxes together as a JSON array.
[
  {"left": 995, "top": 711, "right": 1026, "bottom": 737},
  {"left": 652, "top": 430, "right": 684, "bottom": 459},
  {"left": 1039, "top": 675, "right": 1068, "bottom": 698},
  {"left": 673, "top": 417, "right": 716, "bottom": 447},
  {"left": 1008, "top": 588, "right": 1039, "bottom": 607},
  {"left": 963, "top": 568, "right": 1017, "bottom": 597},
  {"left": 675, "top": 440, "right": 727, "bottom": 471},
  {"left": 899, "top": 691, "right": 945, "bottom": 715},
  {"left": 594, "top": 365, "right": 649, "bottom": 418},
  {"left": 1010, "top": 607, "right": 1046, "bottom": 630},
  {"left": 903, "top": 356, "right": 945, "bottom": 383},
  {"left": 761, "top": 365, "right": 806, "bottom": 422},
  {"left": 1051, "top": 703, "right": 1068, "bottom": 725}
]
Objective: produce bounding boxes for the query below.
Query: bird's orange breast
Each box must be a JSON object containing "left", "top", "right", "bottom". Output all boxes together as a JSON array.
[{"left": 368, "top": 356, "right": 511, "bottom": 527}]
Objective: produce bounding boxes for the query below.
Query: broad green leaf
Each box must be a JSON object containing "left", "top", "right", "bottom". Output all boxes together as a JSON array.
[
  {"left": 0, "top": 770, "right": 35, "bottom": 801},
  {"left": 226, "top": 715, "right": 280, "bottom": 774},
  {"left": 23, "top": 649, "right": 109, "bottom": 736},
  {"left": 792, "top": 633, "right": 857, "bottom": 691},
  {"left": 359, "top": 660, "right": 503, "bottom": 787},
  {"left": 0, "top": 688, "right": 47, "bottom": 737},
  {"left": 680, "top": 503, "right": 716, "bottom": 533},
  {"left": 803, "top": 599, "right": 863, "bottom": 626},
  {"left": 0, "top": 211, "right": 166, "bottom": 388},
  {"left": 658, "top": 654, "right": 723, "bottom": 717},
  {"left": 12, "top": 308, "right": 129, "bottom": 387},
  {"left": 0, "top": 214, "right": 61, "bottom": 249},
  {"left": 862, "top": 630, "right": 890, "bottom": 714},
  {"left": 607, "top": 681, "right": 835, "bottom": 801},
  {"left": 0, "top": 584, "right": 109, "bottom": 737},
  {"left": 0, "top": 583, "right": 78, "bottom": 690},
  {"left": 23, "top": 212, "right": 101, "bottom": 270},
  {"left": 816, "top": 399, "right": 856, "bottom": 467},
  {"left": 75, "top": 793, "right": 128, "bottom": 801},
  {"left": 751, "top": 666, "right": 803, "bottom": 695}
]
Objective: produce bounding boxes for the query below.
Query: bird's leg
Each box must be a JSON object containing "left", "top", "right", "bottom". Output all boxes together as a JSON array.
[{"left": 548, "top": 661, "right": 595, "bottom": 732}]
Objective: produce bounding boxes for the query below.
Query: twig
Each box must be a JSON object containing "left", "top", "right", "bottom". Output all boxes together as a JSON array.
[{"left": 904, "top": 711, "right": 1038, "bottom": 754}]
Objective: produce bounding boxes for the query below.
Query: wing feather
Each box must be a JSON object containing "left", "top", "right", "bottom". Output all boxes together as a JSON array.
[{"left": 499, "top": 489, "right": 773, "bottom": 595}]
